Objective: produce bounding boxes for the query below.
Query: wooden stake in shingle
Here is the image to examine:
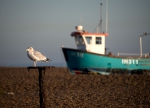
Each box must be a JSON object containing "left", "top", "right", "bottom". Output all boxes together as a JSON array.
[{"left": 27, "top": 66, "right": 54, "bottom": 108}]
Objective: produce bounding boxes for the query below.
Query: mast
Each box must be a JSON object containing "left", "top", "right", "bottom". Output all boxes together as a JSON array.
[
  {"left": 93, "top": 2, "right": 106, "bottom": 33},
  {"left": 106, "top": 0, "right": 108, "bottom": 33},
  {"left": 100, "top": 3, "right": 102, "bottom": 33}
]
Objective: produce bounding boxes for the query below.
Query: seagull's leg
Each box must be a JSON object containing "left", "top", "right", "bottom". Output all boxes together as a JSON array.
[
  {"left": 34, "top": 61, "right": 36, "bottom": 67},
  {"left": 35, "top": 61, "right": 37, "bottom": 67}
]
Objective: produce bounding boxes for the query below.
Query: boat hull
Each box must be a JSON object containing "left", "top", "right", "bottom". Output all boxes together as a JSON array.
[{"left": 62, "top": 48, "right": 150, "bottom": 75}]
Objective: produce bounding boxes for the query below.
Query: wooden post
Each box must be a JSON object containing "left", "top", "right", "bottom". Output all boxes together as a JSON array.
[
  {"left": 27, "top": 66, "right": 54, "bottom": 108},
  {"left": 38, "top": 67, "right": 46, "bottom": 108}
]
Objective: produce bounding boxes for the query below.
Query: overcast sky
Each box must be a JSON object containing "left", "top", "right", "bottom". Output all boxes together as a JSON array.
[{"left": 0, "top": 0, "right": 150, "bottom": 67}]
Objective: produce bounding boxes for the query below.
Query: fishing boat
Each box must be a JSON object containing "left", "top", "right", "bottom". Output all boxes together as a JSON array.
[{"left": 61, "top": 3, "right": 150, "bottom": 75}]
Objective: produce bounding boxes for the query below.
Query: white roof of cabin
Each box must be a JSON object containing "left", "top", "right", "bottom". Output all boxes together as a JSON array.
[{"left": 71, "top": 31, "right": 108, "bottom": 37}]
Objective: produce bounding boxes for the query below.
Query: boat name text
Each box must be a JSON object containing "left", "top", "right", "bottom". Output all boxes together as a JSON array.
[
  {"left": 122, "top": 59, "right": 138, "bottom": 65},
  {"left": 71, "top": 52, "right": 84, "bottom": 58}
]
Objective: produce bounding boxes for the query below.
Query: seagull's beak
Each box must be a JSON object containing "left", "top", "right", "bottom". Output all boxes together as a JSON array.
[{"left": 26, "top": 49, "right": 29, "bottom": 51}]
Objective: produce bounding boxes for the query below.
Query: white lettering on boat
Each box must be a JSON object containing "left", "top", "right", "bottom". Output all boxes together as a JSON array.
[
  {"left": 122, "top": 59, "right": 138, "bottom": 65},
  {"left": 71, "top": 52, "right": 84, "bottom": 58},
  {"left": 77, "top": 52, "right": 84, "bottom": 58}
]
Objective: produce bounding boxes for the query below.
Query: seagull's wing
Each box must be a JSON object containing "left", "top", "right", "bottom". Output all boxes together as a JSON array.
[{"left": 33, "top": 50, "right": 47, "bottom": 60}]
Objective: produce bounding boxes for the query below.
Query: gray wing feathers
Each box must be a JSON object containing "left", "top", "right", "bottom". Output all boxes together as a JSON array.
[{"left": 34, "top": 51, "right": 46, "bottom": 60}]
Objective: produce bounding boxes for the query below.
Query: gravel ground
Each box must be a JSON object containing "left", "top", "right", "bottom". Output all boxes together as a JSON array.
[{"left": 0, "top": 67, "right": 150, "bottom": 108}]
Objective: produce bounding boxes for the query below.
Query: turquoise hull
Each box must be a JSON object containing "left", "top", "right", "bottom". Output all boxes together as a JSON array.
[{"left": 62, "top": 48, "right": 150, "bottom": 75}]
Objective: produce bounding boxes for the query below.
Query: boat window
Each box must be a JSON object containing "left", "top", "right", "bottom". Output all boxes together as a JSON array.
[
  {"left": 74, "top": 36, "right": 85, "bottom": 45},
  {"left": 86, "top": 37, "right": 92, "bottom": 44},
  {"left": 96, "top": 37, "right": 101, "bottom": 44},
  {"left": 75, "top": 37, "right": 79, "bottom": 45},
  {"left": 79, "top": 36, "right": 85, "bottom": 44}
]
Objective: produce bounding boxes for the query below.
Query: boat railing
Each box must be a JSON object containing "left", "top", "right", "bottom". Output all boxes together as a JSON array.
[{"left": 117, "top": 53, "right": 150, "bottom": 57}]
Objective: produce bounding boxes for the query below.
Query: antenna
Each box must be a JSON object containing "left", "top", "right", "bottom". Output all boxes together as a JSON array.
[
  {"left": 93, "top": 3, "right": 103, "bottom": 33},
  {"left": 80, "top": 15, "right": 82, "bottom": 25},
  {"left": 100, "top": 3, "right": 102, "bottom": 33},
  {"left": 106, "top": 0, "right": 108, "bottom": 33}
]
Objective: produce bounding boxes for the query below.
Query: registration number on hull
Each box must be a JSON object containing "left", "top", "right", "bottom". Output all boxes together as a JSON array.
[
  {"left": 71, "top": 52, "right": 84, "bottom": 58},
  {"left": 122, "top": 59, "right": 138, "bottom": 65}
]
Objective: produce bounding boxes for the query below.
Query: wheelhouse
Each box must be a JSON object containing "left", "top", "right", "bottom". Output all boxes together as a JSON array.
[{"left": 71, "top": 26, "right": 108, "bottom": 54}]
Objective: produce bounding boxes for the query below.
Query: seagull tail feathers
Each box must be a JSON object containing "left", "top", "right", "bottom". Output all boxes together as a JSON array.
[{"left": 45, "top": 58, "right": 51, "bottom": 62}]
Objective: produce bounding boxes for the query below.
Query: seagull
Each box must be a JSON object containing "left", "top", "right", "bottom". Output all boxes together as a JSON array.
[{"left": 26, "top": 47, "right": 51, "bottom": 67}]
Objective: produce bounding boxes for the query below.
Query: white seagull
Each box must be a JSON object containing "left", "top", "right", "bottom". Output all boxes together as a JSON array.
[{"left": 26, "top": 47, "right": 51, "bottom": 67}]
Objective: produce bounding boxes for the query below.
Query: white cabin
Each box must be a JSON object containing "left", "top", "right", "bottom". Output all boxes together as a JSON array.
[{"left": 71, "top": 26, "right": 108, "bottom": 54}]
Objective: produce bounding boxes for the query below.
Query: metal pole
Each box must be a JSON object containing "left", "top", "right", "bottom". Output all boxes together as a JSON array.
[
  {"left": 106, "top": 0, "right": 108, "bottom": 33},
  {"left": 140, "top": 36, "right": 142, "bottom": 57},
  {"left": 140, "top": 32, "right": 150, "bottom": 57},
  {"left": 100, "top": 3, "right": 102, "bottom": 33}
]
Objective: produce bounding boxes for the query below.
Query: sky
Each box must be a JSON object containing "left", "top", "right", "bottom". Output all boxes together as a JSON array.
[{"left": 0, "top": 0, "right": 150, "bottom": 67}]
